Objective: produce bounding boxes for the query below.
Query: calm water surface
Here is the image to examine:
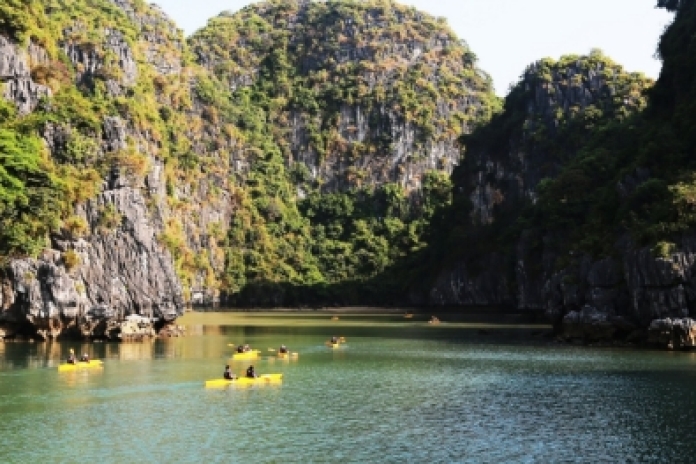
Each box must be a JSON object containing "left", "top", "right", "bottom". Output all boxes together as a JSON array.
[{"left": 1, "top": 312, "right": 696, "bottom": 463}]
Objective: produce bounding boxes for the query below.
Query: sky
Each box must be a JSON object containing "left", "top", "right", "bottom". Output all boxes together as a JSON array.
[{"left": 153, "top": 0, "right": 674, "bottom": 95}]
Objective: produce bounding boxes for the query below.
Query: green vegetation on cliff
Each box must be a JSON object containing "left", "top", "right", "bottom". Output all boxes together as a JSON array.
[
  {"left": 524, "top": 7, "right": 696, "bottom": 258},
  {"left": 0, "top": 125, "right": 62, "bottom": 258},
  {"left": 404, "top": 49, "right": 653, "bottom": 287},
  {"left": 0, "top": 0, "right": 191, "bottom": 249},
  {"left": 405, "top": 1, "right": 696, "bottom": 302},
  {"left": 188, "top": 0, "right": 498, "bottom": 302},
  {"left": 0, "top": 0, "right": 497, "bottom": 305}
]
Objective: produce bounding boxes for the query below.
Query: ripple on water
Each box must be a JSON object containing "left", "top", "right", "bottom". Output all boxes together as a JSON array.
[{"left": 1, "top": 326, "right": 696, "bottom": 462}]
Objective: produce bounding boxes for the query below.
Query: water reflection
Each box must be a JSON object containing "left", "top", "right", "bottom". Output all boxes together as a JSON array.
[
  {"left": 4, "top": 313, "right": 696, "bottom": 462},
  {"left": 59, "top": 368, "right": 103, "bottom": 387},
  {"left": 118, "top": 341, "right": 154, "bottom": 361}
]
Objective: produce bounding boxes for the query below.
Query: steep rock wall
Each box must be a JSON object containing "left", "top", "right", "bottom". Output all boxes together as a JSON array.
[
  {"left": 425, "top": 52, "right": 677, "bottom": 343},
  {"left": 0, "top": 0, "right": 190, "bottom": 339},
  {"left": 190, "top": 0, "right": 497, "bottom": 195}
]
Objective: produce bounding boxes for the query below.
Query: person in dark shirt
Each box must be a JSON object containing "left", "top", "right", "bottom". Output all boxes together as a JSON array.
[
  {"left": 223, "top": 365, "right": 236, "bottom": 380},
  {"left": 279, "top": 345, "right": 288, "bottom": 354},
  {"left": 67, "top": 349, "right": 76, "bottom": 364},
  {"left": 246, "top": 365, "right": 257, "bottom": 378}
]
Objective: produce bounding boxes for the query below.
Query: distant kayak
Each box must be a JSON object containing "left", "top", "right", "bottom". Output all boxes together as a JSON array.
[
  {"left": 230, "top": 350, "right": 260, "bottom": 360},
  {"left": 277, "top": 352, "right": 298, "bottom": 359},
  {"left": 205, "top": 374, "right": 283, "bottom": 388},
  {"left": 58, "top": 360, "right": 103, "bottom": 372}
]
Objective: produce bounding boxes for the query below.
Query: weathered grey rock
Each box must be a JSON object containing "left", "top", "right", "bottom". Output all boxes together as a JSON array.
[
  {"left": 0, "top": 3, "right": 199, "bottom": 337},
  {"left": 648, "top": 318, "right": 696, "bottom": 349},
  {"left": 0, "top": 36, "right": 52, "bottom": 114},
  {"left": 1, "top": 185, "right": 184, "bottom": 340},
  {"left": 62, "top": 28, "right": 137, "bottom": 95},
  {"left": 428, "top": 256, "right": 512, "bottom": 307},
  {"left": 118, "top": 314, "right": 157, "bottom": 340},
  {"left": 289, "top": 102, "right": 466, "bottom": 193},
  {"left": 562, "top": 305, "right": 616, "bottom": 341}
]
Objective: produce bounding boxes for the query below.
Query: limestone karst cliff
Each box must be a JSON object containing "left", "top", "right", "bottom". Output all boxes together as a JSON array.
[
  {"left": 0, "top": 0, "right": 189, "bottom": 339},
  {"left": 418, "top": 1, "right": 696, "bottom": 348},
  {"left": 1, "top": 0, "right": 694, "bottom": 348},
  {"left": 0, "top": 0, "right": 497, "bottom": 338}
]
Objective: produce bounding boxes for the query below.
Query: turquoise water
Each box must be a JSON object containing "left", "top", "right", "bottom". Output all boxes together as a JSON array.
[{"left": 1, "top": 312, "right": 696, "bottom": 463}]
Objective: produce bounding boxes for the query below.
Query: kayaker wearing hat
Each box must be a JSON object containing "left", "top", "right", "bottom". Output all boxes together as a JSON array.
[{"left": 67, "top": 349, "right": 76, "bottom": 364}]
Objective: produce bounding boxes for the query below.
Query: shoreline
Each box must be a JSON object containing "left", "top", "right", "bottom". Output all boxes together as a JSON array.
[{"left": 187, "top": 305, "right": 527, "bottom": 315}]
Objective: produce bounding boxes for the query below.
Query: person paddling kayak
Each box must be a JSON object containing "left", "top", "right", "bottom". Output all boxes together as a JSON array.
[
  {"left": 223, "top": 365, "right": 236, "bottom": 380},
  {"left": 67, "top": 349, "right": 76, "bottom": 364},
  {"left": 80, "top": 352, "right": 90, "bottom": 362},
  {"left": 246, "top": 365, "right": 257, "bottom": 378},
  {"left": 279, "top": 345, "right": 288, "bottom": 354}
]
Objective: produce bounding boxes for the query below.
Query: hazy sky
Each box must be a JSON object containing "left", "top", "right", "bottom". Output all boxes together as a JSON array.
[{"left": 153, "top": 0, "right": 673, "bottom": 95}]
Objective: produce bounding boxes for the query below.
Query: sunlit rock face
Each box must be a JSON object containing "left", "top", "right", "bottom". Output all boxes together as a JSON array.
[
  {"left": 0, "top": 0, "right": 186, "bottom": 339},
  {"left": 0, "top": 0, "right": 498, "bottom": 336}
]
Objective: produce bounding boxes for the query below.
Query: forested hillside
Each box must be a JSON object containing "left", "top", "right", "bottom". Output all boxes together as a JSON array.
[
  {"left": 187, "top": 0, "right": 499, "bottom": 304},
  {"left": 1, "top": 0, "right": 693, "bottom": 344},
  {"left": 0, "top": 0, "right": 497, "bottom": 339}
]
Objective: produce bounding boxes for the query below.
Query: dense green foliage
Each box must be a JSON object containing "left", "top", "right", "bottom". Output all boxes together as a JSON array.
[
  {"left": 404, "top": 51, "right": 653, "bottom": 285},
  {"left": 0, "top": 0, "right": 496, "bottom": 305},
  {"left": 0, "top": 127, "right": 63, "bottom": 259},
  {"left": 188, "top": 0, "right": 497, "bottom": 302},
  {"left": 191, "top": 0, "right": 498, "bottom": 158},
  {"left": 5, "top": 0, "right": 690, "bottom": 309},
  {"left": 522, "top": 10, "right": 696, "bottom": 256}
]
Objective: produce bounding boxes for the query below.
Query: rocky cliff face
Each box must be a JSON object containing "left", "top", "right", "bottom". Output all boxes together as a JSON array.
[
  {"left": 428, "top": 52, "right": 650, "bottom": 303},
  {"left": 0, "top": 0, "right": 191, "bottom": 340},
  {"left": 425, "top": 1, "right": 696, "bottom": 349},
  {"left": 190, "top": 0, "right": 497, "bottom": 195},
  {"left": 2, "top": 0, "right": 687, "bottom": 347},
  {"left": 0, "top": 36, "right": 51, "bottom": 115},
  {"left": 0, "top": 0, "right": 498, "bottom": 336}
]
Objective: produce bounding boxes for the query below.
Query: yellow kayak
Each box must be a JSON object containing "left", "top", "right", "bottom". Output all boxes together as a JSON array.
[
  {"left": 205, "top": 374, "right": 283, "bottom": 388},
  {"left": 230, "top": 350, "right": 260, "bottom": 360},
  {"left": 58, "top": 360, "right": 103, "bottom": 372},
  {"left": 277, "top": 352, "right": 298, "bottom": 359}
]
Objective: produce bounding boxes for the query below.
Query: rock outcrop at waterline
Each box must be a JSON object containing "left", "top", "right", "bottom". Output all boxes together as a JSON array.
[{"left": 0, "top": 153, "right": 184, "bottom": 341}]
